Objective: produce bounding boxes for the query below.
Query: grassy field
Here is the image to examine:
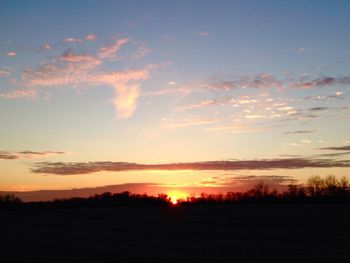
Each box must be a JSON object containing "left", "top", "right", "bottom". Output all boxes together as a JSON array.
[{"left": 1, "top": 204, "right": 349, "bottom": 262}]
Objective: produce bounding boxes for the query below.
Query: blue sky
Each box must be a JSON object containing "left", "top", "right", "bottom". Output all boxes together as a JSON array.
[{"left": 1, "top": 0, "right": 350, "bottom": 196}]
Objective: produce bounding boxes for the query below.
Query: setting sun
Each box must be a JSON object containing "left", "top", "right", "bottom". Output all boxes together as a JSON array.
[
  {"left": 170, "top": 196, "right": 178, "bottom": 205},
  {"left": 167, "top": 191, "right": 189, "bottom": 205}
]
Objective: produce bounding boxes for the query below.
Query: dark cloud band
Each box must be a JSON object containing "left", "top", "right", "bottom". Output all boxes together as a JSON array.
[{"left": 32, "top": 158, "right": 350, "bottom": 175}]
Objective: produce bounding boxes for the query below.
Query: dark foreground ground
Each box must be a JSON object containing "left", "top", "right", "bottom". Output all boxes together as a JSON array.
[{"left": 1, "top": 204, "right": 349, "bottom": 263}]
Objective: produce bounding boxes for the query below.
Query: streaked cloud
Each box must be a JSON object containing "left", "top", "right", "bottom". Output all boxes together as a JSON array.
[
  {"left": 31, "top": 157, "right": 350, "bottom": 175},
  {"left": 0, "top": 150, "right": 65, "bottom": 160},
  {"left": 162, "top": 117, "right": 220, "bottom": 128},
  {"left": 316, "top": 152, "right": 350, "bottom": 157},
  {"left": 151, "top": 74, "right": 350, "bottom": 98},
  {"left": 63, "top": 37, "right": 83, "bottom": 43},
  {"left": 319, "top": 145, "right": 350, "bottom": 151},
  {"left": 202, "top": 175, "right": 296, "bottom": 188},
  {"left": 283, "top": 130, "right": 315, "bottom": 135},
  {"left": 175, "top": 99, "right": 217, "bottom": 111},
  {"left": 294, "top": 76, "right": 350, "bottom": 89},
  {"left": 205, "top": 124, "right": 260, "bottom": 134},
  {"left": 309, "top": 107, "right": 328, "bottom": 112},
  {"left": 0, "top": 152, "right": 18, "bottom": 160}
]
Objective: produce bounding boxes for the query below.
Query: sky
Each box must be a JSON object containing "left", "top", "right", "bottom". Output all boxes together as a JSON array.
[{"left": 1, "top": 0, "right": 350, "bottom": 200}]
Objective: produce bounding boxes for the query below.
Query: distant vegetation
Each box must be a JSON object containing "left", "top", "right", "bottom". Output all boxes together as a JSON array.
[{"left": 1, "top": 175, "right": 349, "bottom": 209}]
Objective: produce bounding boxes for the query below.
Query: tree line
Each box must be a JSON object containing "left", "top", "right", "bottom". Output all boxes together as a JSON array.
[{"left": 0, "top": 175, "right": 349, "bottom": 209}]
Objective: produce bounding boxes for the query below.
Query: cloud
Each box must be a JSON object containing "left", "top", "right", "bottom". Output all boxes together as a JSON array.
[
  {"left": 282, "top": 130, "right": 315, "bottom": 135},
  {"left": 208, "top": 73, "right": 283, "bottom": 91},
  {"left": 98, "top": 38, "right": 129, "bottom": 59},
  {"left": 319, "top": 145, "right": 350, "bottom": 151},
  {"left": 60, "top": 49, "right": 102, "bottom": 67},
  {"left": 0, "top": 150, "right": 65, "bottom": 160},
  {"left": 220, "top": 175, "right": 296, "bottom": 186},
  {"left": 64, "top": 37, "right": 83, "bottom": 43},
  {"left": 197, "top": 175, "right": 296, "bottom": 191},
  {"left": 21, "top": 48, "right": 104, "bottom": 88},
  {"left": 302, "top": 139, "right": 312, "bottom": 144},
  {"left": 308, "top": 107, "right": 328, "bottom": 112},
  {"left": 85, "top": 34, "right": 96, "bottom": 42},
  {"left": 11, "top": 38, "right": 152, "bottom": 118},
  {"left": 133, "top": 43, "right": 150, "bottom": 59},
  {"left": 151, "top": 74, "right": 350, "bottom": 99},
  {"left": 295, "top": 76, "right": 350, "bottom": 89},
  {"left": 297, "top": 48, "right": 305, "bottom": 53},
  {"left": 316, "top": 152, "right": 350, "bottom": 157},
  {"left": 0, "top": 152, "right": 18, "bottom": 160},
  {"left": 198, "top": 32, "right": 209, "bottom": 37},
  {"left": 244, "top": 114, "right": 266, "bottom": 119},
  {"left": 162, "top": 117, "right": 220, "bottom": 128},
  {"left": 175, "top": 99, "right": 217, "bottom": 111},
  {"left": 205, "top": 124, "right": 262, "bottom": 134},
  {"left": 0, "top": 89, "right": 36, "bottom": 99},
  {"left": 303, "top": 91, "right": 345, "bottom": 102},
  {"left": 112, "top": 84, "right": 140, "bottom": 119},
  {"left": 6, "top": 51, "right": 16, "bottom": 57},
  {"left": 31, "top": 157, "right": 350, "bottom": 175},
  {"left": 18, "top": 150, "right": 65, "bottom": 156},
  {"left": 0, "top": 70, "right": 10, "bottom": 77},
  {"left": 149, "top": 73, "right": 286, "bottom": 97},
  {"left": 36, "top": 43, "right": 51, "bottom": 52}
]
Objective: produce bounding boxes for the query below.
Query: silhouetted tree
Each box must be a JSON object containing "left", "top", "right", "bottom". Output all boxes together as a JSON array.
[
  {"left": 306, "top": 176, "right": 324, "bottom": 197},
  {"left": 0, "top": 194, "right": 22, "bottom": 203},
  {"left": 252, "top": 181, "right": 269, "bottom": 198}
]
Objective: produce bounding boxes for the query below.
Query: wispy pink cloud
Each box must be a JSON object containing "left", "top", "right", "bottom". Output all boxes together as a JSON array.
[
  {"left": 98, "top": 38, "right": 129, "bottom": 59},
  {"left": 36, "top": 43, "right": 51, "bottom": 51},
  {"left": 0, "top": 89, "right": 36, "bottom": 99},
  {"left": 6, "top": 51, "right": 16, "bottom": 57},
  {"left": 19, "top": 41, "right": 152, "bottom": 118},
  {"left": 85, "top": 34, "right": 96, "bottom": 42}
]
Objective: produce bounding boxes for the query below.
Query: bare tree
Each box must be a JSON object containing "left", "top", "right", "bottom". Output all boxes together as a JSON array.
[
  {"left": 253, "top": 181, "right": 269, "bottom": 198},
  {"left": 306, "top": 176, "right": 324, "bottom": 197}
]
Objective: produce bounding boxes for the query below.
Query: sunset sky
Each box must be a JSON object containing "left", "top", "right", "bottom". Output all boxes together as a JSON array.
[{"left": 1, "top": 0, "right": 350, "bottom": 199}]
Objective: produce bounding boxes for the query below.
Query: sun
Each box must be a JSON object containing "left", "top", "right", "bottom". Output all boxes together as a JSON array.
[
  {"left": 170, "top": 195, "right": 178, "bottom": 205},
  {"left": 167, "top": 191, "right": 188, "bottom": 205}
]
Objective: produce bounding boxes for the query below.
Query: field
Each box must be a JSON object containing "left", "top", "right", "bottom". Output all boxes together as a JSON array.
[{"left": 1, "top": 204, "right": 349, "bottom": 263}]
